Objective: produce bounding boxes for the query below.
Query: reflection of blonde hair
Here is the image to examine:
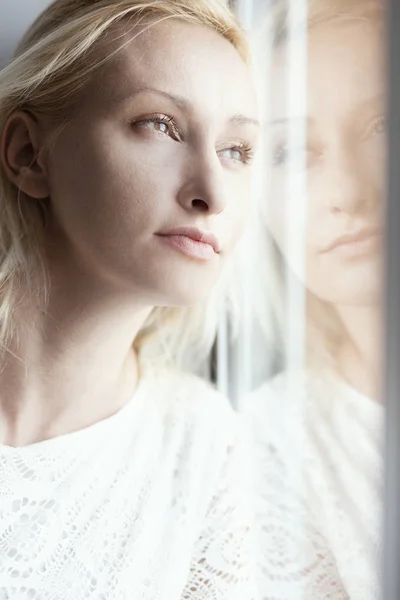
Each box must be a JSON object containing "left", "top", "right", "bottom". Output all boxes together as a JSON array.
[
  {"left": 0, "top": 0, "right": 247, "bottom": 366},
  {"left": 271, "top": 0, "right": 383, "bottom": 48},
  {"left": 253, "top": 0, "right": 384, "bottom": 368}
]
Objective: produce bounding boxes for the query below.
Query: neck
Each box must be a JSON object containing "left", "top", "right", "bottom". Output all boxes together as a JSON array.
[
  {"left": 335, "top": 304, "right": 382, "bottom": 400},
  {"left": 0, "top": 241, "right": 152, "bottom": 447}
]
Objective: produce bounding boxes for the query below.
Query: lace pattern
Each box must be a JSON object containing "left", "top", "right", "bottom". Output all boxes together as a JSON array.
[
  {"left": 242, "top": 368, "right": 382, "bottom": 600},
  {"left": 0, "top": 364, "right": 254, "bottom": 599}
]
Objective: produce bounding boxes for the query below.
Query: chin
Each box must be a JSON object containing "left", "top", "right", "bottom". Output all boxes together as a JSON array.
[
  {"left": 145, "top": 261, "right": 222, "bottom": 307},
  {"left": 312, "top": 279, "right": 382, "bottom": 308},
  {"left": 309, "top": 259, "right": 382, "bottom": 307},
  {"left": 163, "top": 286, "right": 217, "bottom": 308}
]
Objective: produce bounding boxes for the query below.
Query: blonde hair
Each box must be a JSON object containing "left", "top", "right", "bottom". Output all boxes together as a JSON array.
[
  {"left": 252, "top": 0, "right": 384, "bottom": 368},
  {"left": 0, "top": 0, "right": 248, "bottom": 366},
  {"left": 270, "top": 0, "right": 383, "bottom": 48}
]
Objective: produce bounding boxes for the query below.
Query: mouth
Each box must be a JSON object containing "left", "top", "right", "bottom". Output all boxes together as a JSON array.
[
  {"left": 321, "top": 228, "right": 382, "bottom": 258},
  {"left": 155, "top": 227, "right": 221, "bottom": 261}
]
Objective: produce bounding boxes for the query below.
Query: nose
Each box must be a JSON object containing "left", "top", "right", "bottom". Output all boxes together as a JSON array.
[
  {"left": 324, "top": 145, "right": 368, "bottom": 216},
  {"left": 176, "top": 150, "right": 227, "bottom": 216}
]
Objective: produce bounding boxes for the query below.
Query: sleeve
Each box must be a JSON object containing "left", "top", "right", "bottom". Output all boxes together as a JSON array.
[
  {"left": 180, "top": 423, "right": 258, "bottom": 600},
  {"left": 244, "top": 384, "right": 350, "bottom": 600}
]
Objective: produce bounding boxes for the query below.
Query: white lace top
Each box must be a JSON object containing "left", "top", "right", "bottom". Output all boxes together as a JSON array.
[
  {"left": 0, "top": 361, "right": 255, "bottom": 600},
  {"left": 242, "top": 368, "right": 383, "bottom": 600}
]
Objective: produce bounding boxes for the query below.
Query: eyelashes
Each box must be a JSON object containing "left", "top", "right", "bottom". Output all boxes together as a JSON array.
[
  {"left": 219, "top": 143, "right": 255, "bottom": 165},
  {"left": 364, "top": 114, "right": 385, "bottom": 138},
  {"left": 271, "top": 143, "right": 308, "bottom": 167},
  {"left": 131, "top": 113, "right": 182, "bottom": 141},
  {"left": 271, "top": 143, "right": 289, "bottom": 166},
  {"left": 271, "top": 114, "right": 386, "bottom": 168},
  {"left": 130, "top": 113, "right": 255, "bottom": 165}
]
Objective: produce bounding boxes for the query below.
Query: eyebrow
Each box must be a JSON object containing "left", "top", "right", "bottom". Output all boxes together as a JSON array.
[
  {"left": 268, "top": 116, "right": 308, "bottom": 126},
  {"left": 125, "top": 86, "right": 190, "bottom": 110},
  {"left": 268, "top": 94, "right": 385, "bottom": 126},
  {"left": 229, "top": 114, "right": 260, "bottom": 128},
  {"left": 117, "top": 86, "right": 260, "bottom": 128}
]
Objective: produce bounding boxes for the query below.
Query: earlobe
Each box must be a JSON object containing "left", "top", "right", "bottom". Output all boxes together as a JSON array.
[{"left": 0, "top": 110, "right": 50, "bottom": 199}]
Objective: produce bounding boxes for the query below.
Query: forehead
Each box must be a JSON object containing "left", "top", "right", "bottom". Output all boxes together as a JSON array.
[
  {"left": 84, "top": 18, "right": 256, "bottom": 120},
  {"left": 270, "top": 19, "right": 385, "bottom": 121}
]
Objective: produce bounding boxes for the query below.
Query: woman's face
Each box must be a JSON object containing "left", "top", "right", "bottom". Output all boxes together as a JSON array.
[
  {"left": 44, "top": 19, "right": 259, "bottom": 306},
  {"left": 268, "top": 18, "right": 385, "bottom": 307}
]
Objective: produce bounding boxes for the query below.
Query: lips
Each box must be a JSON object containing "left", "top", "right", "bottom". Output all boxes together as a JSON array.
[
  {"left": 156, "top": 226, "right": 221, "bottom": 261},
  {"left": 322, "top": 228, "right": 382, "bottom": 254}
]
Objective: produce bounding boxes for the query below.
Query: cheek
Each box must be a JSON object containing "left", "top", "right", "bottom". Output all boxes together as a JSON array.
[
  {"left": 48, "top": 129, "right": 163, "bottom": 243},
  {"left": 363, "top": 140, "right": 386, "bottom": 198}
]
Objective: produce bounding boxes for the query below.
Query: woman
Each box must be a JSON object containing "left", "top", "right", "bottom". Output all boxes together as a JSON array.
[
  {"left": 0, "top": 0, "right": 260, "bottom": 597},
  {"left": 243, "top": 0, "right": 384, "bottom": 598}
]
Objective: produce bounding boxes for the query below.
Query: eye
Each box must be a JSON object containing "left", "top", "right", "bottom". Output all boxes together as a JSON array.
[
  {"left": 150, "top": 121, "right": 169, "bottom": 134},
  {"left": 272, "top": 142, "right": 289, "bottom": 166},
  {"left": 271, "top": 142, "right": 318, "bottom": 168},
  {"left": 218, "top": 143, "right": 254, "bottom": 165},
  {"left": 272, "top": 142, "right": 306, "bottom": 167},
  {"left": 131, "top": 114, "right": 181, "bottom": 141},
  {"left": 367, "top": 115, "right": 385, "bottom": 137}
]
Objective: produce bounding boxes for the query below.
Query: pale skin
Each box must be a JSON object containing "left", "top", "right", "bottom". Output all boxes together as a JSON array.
[
  {"left": 268, "top": 18, "right": 384, "bottom": 399},
  {"left": 0, "top": 19, "right": 259, "bottom": 446}
]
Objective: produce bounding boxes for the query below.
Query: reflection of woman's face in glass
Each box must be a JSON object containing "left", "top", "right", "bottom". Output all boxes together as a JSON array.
[{"left": 268, "top": 18, "right": 385, "bottom": 307}]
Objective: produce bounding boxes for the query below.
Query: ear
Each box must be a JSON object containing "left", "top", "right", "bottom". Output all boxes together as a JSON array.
[{"left": 0, "top": 110, "right": 50, "bottom": 199}]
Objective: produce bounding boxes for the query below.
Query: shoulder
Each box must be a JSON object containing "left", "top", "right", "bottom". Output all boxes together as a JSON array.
[
  {"left": 141, "top": 359, "right": 239, "bottom": 445},
  {"left": 241, "top": 366, "right": 335, "bottom": 415},
  {"left": 240, "top": 368, "right": 319, "bottom": 443}
]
